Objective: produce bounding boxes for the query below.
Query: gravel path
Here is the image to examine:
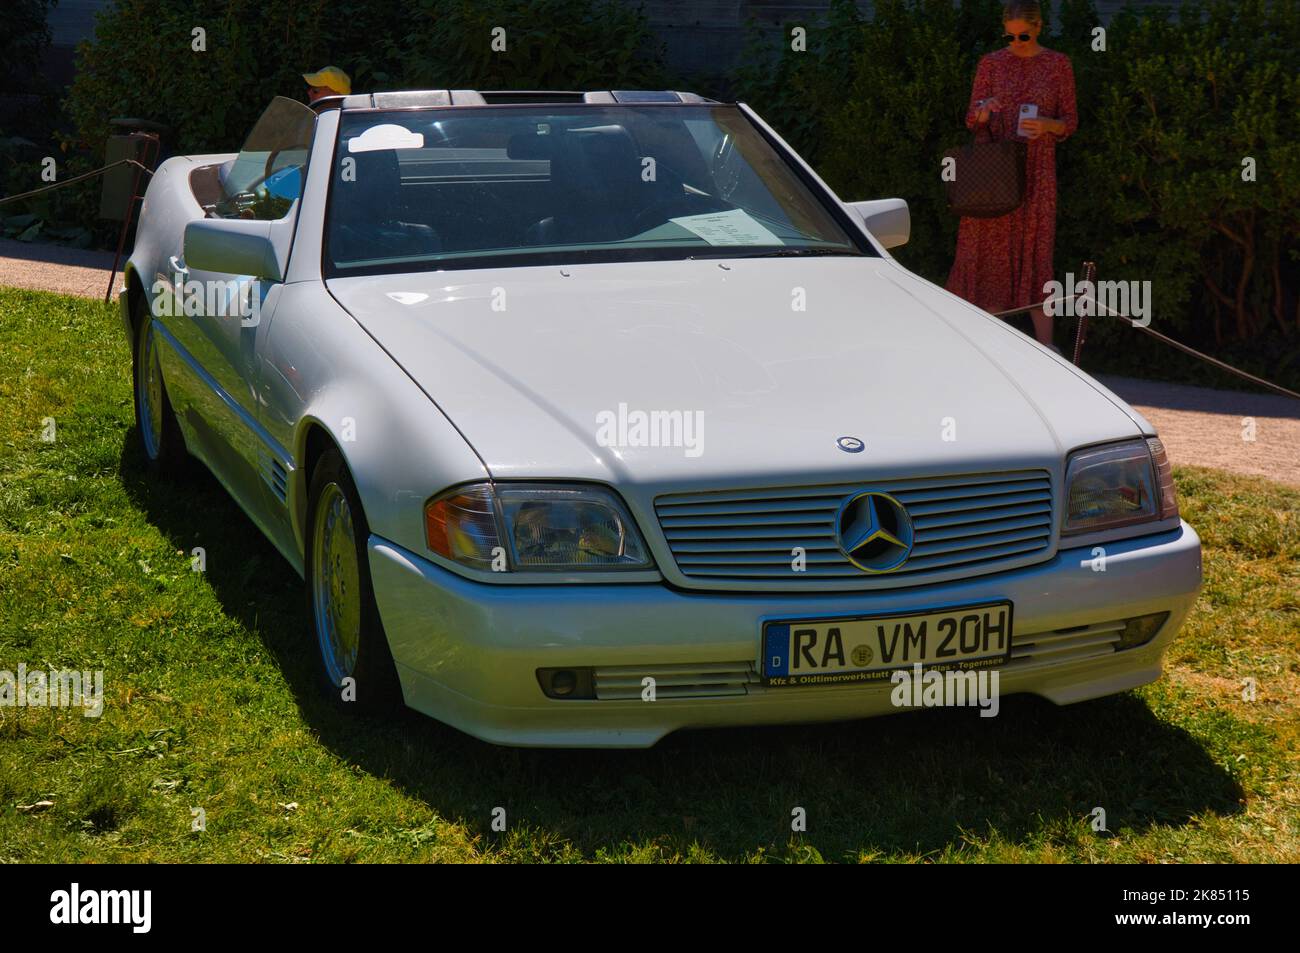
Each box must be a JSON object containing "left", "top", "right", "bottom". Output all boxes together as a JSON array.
[
  {"left": 0, "top": 238, "right": 118, "bottom": 299},
  {"left": 2, "top": 241, "right": 1296, "bottom": 487}
]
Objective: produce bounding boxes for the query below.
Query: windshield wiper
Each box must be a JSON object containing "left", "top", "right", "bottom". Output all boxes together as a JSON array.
[{"left": 722, "top": 246, "right": 861, "bottom": 258}]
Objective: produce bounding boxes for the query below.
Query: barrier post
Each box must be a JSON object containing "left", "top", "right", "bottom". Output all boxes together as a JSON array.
[{"left": 100, "top": 118, "right": 167, "bottom": 303}]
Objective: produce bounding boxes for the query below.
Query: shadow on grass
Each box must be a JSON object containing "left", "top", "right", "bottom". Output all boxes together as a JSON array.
[{"left": 120, "top": 432, "right": 1245, "bottom": 861}]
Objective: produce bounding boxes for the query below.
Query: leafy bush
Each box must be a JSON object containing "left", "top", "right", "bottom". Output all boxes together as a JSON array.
[
  {"left": 1073, "top": 0, "right": 1300, "bottom": 386},
  {"left": 61, "top": 0, "right": 668, "bottom": 157},
  {"left": 364, "top": 0, "right": 669, "bottom": 93}
]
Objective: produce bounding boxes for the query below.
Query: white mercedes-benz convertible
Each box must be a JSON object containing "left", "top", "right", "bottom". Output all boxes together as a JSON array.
[{"left": 120, "top": 89, "right": 1201, "bottom": 747}]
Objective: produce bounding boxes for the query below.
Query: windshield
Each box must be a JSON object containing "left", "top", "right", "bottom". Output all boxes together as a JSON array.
[
  {"left": 214, "top": 96, "right": 315, "bottom": 220},
  {"left": 324, "top": 104, "right": 872, "bottom": 275}
]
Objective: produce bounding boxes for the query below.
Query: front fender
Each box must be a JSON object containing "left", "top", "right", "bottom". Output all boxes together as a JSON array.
[{"left": 260, "top": 282, "right": 489, "bottom": 565}]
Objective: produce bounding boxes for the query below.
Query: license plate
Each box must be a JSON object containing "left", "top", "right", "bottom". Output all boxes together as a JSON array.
[{"left": 762, "top": 601, "right": 1013, "bottom": 687}]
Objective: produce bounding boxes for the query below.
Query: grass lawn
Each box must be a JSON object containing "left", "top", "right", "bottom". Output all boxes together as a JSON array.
[{"left": 0, "top": 285, "right": 1296, "bottom": 863}]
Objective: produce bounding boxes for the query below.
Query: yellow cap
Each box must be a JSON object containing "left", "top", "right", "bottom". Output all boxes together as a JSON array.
[{"left": 302, "top": 66, "right": 351, "bottom": 96}]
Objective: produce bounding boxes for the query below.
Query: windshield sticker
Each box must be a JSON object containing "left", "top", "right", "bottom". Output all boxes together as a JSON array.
[
  {"left": 668, "top": 209, "right": 784, "bottom": 246},
  {"left": 347, "top": 124, "right": 425, "bottom": 153}
]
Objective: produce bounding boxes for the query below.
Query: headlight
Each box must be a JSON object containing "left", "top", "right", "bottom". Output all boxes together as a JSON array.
[
  {"left": 1063, "top": 438, "right": 1179, "bottom": 535},
  {"left": 424, "top": 482, "right": 652, "bottom": 573}
]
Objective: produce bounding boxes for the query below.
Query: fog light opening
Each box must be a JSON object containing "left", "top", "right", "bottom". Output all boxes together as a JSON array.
[
  {"left": 552, "top": 670, "right": 577, "bottom": 696},
  {"left": 536, "top": 667, "right": 595, "bottom": 700},
  {"left": 1116, "top": 612, "right": 1170, "bottom": 651}
]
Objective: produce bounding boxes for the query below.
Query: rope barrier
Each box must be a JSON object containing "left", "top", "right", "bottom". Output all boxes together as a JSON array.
[
  {"left": 991, "top": 292, "right": 1300, "bottom": 402},
  {"left": 0, "top": 159, "right": 154, "bottom": 209}
]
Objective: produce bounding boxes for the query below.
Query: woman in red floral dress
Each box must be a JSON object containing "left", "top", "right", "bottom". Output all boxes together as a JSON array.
[{"left": 945, "top": 1, "right": 1078, "bottom": 348}]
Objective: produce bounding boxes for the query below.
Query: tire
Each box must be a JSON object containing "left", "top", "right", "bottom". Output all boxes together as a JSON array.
[
  {"left": 306, "top": 448, "right": 403, "bottom": 714},
  {"left": 130, "top": 295, "right": 189, "bottom": 476}
]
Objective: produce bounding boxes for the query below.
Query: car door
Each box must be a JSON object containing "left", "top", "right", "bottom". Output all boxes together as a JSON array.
[{"left": 164, "top": 97, "right": 315, "bottom": 535}]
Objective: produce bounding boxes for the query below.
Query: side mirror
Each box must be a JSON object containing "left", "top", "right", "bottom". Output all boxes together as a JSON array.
[
  {"left": 184, "top": 218, "right": 284, "bottom": 280},
  {"left": 846, "top": 198, "right": 910, "bottom": 250}
]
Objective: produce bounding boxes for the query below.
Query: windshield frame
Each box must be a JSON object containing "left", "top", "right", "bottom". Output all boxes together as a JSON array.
[{"left": 319, "top": 102, "right": 878, "bottom": 278}]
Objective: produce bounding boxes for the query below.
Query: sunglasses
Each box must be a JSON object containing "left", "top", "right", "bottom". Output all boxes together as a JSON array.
[{"left": 1003, "top": 32, "right": 1034, "bottom": 42}]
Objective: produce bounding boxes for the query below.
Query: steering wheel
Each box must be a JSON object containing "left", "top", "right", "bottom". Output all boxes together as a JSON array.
[
  {"left": 258, "top": 147, "right": 308, "bottom": 190},
  {"left": 215, "top": 151, "right": 284, "bottom": 201}
]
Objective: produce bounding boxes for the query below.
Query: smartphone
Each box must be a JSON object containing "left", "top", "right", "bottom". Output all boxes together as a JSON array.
[{"left": 1018, "top": 103, "right": 1039, "bottom": 138}]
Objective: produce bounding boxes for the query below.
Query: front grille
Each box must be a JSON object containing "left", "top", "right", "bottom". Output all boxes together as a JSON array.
[
  {"left": 654, "top": 470, "right": 1053, "bottom": 586},
  {"left": 593, "top": 662, "right": 759, "bottom": 700}
]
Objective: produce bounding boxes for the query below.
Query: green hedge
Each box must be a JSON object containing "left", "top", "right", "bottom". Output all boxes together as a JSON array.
[{"left": 61, "top": 0, "right": 669, "bottom": 156}]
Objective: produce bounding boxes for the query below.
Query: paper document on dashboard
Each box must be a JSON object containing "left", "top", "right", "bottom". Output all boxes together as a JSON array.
[{"left": 668, "top": 209, "right": 783, "bottom": 246}]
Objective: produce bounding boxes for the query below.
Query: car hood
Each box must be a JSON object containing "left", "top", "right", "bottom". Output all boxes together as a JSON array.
[{"left": 326, "top": 257, "right": 1146, "bottom": 490}]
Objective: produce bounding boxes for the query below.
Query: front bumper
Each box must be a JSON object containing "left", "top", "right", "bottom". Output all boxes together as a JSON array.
[{"left": 369, "top": 521, "right": 1202, "bottom": 748}]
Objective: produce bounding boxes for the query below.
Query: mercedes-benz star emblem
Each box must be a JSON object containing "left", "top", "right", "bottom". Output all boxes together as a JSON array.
[
  {"left": 836, "top": 436, "right": 865, "bottom": 453},
  {"left": 835, "top": 491, "right": 914, "bottom": 573}
]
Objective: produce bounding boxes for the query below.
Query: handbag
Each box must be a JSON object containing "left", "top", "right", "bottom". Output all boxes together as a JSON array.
[{"left": 942, "top": 125, "right": 1027, "bottom": 218}]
